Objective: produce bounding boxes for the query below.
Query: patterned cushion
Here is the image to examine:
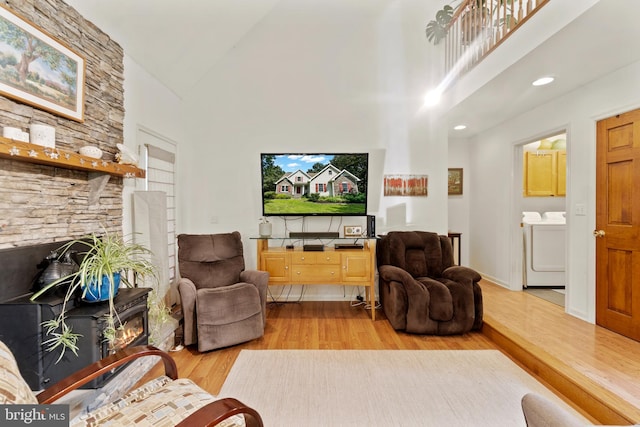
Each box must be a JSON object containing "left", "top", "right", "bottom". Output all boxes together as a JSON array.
[
  {"left": 72, "top": 377, "right": 245, "bottom": 427},
  {"left": 0, "top": 340, "right": 243, "bottom": 426},
  {"left": 0, "top": 341, "right": 37, "bottom": 404}
]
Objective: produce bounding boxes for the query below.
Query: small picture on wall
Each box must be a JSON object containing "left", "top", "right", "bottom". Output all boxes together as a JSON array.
[
  {"left": 383, "top": 174, "right": 428, "bottom": 197},
  {"left": 448, "top": 168, "right": 463, "bottom": 195}
]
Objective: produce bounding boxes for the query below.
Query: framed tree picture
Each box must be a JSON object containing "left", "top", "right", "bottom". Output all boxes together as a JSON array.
[
  {"left": 0, "top": 5, "right": 85, "bottom": 122},
  {"left": 448, "top": 168, "right": 463, "bottom": 195}
]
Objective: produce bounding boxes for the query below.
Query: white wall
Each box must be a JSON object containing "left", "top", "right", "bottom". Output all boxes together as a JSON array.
[
  {"left": 177, "top": 1, "right": 448, "bottom": 300},
  {"left": 64, "top": 1, "right": 186, "bottom": 238},
  {"left": 448, "top": 139, "right": 470, "bottom": 265},
  {"left": 463, "top": 59, "right": 640, "bottom": 322},
  {"left": 121, "top": 56, "right": 184, "bottom": 237}
]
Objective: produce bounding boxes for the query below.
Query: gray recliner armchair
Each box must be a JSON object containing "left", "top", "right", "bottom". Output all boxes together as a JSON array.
[
  {"left": 177, "top": 232, "right": 269, "bottom": 352},
  {"left": 376, "top": 231, "right": 483, "bottom": 335}
]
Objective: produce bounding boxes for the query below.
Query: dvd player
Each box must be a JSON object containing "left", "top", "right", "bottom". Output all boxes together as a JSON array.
[
  {"left": 303, "top": 244, "right": 324, "bottom": 251},
  {"left": 334, "top": 244, "right": 364, "bottom": 250}
]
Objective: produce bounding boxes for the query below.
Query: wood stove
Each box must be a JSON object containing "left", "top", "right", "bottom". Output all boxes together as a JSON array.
[{"left": 0, "top": 241, "right": 150, "bottom": 390}]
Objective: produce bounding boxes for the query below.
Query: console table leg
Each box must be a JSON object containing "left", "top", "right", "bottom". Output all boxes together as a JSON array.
[{"left": 368, "top": 284, "right": 375, "bottom": 321}]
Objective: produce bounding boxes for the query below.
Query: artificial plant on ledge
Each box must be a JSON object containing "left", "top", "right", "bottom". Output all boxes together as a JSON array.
[
  {"left": 425, "top": 1, "right": 458, "bottom": 45},
  {"left": 425, "top": 0, "right": 518, "bottom": 45},
  {"left": 30, "top": 230, "right": 167, "bottom": 362}
]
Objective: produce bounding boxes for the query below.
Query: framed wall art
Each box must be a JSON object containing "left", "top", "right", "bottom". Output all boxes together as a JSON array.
[
  {"left": 0, "top": 5, "right": 85, "bottom": 122},
  {"left": 383, "top": 174, "right": 428, "bottom": 197},
  {"left": 448, "top": 168, "right": 463, "bottom": 195}
]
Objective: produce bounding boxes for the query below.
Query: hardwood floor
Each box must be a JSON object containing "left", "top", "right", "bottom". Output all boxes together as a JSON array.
[
  {"left": 481, "top": 280, "right": 640, "bottom": 425},
  {"left": 142, "top": 300, "right": 495, "bottom": 394},
  {"left": 140, "top": 280, "right": 640, "bottom": 425}
]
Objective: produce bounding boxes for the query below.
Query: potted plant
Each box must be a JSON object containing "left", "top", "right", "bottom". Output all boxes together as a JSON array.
[
  {"left": 425, "top": 0, "right": 517, "bottom": 46},
  {"left": 425, "top": 2, "right": 459, "bottom": 45},
  {"left": 30, "top": 230, "right": 159, "bottom": 362}
]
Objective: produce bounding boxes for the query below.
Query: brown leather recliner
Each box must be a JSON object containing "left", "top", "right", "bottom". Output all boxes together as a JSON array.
[
  {"left": 376, "top": 231, "right": 483, "bottom": 335},
  {"left": 177, "top": 232, "right": 269, "bottom": 352}
]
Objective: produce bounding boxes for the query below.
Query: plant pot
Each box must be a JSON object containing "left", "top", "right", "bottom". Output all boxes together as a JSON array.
[
  {"left": 259, "top": 222, "right": 272, "bottom": 237},
  {"left": 461, "top": 8, "right": 490, "bottom": 45},
  {"left": 83, "top": 272, "right": 121, "bottom": 302}
]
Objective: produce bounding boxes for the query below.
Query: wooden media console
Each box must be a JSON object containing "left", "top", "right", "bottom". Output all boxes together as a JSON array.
[{"left": 255, "top": 238, "right": 377, "bottom": 320}]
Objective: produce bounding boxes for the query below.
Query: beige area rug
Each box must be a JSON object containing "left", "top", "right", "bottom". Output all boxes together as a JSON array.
[{"left": 220, "top": 350, "right": 588, "bottom": 426}]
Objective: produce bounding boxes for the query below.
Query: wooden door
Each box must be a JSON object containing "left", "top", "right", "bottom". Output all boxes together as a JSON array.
[{"left": 596, "top": 109, "right": 640, "bottom": 341}]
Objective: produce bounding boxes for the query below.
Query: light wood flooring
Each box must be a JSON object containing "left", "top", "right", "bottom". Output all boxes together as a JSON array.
[
  {"left": 481, "top": 280, "right": 640, "bottom": 425},
  {"left": 141, "top": 280, "right": 640, "bottom": 425}
]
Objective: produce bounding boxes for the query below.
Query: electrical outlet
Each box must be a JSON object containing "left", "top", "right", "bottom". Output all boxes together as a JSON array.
[{"left": 344, "top": 226, "right": 363, "bottom": 237}]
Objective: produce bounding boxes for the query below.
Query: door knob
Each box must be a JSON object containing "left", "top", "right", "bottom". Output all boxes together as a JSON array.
[{"left": 593, "top": 230, "right": 605, "bottom": 238}]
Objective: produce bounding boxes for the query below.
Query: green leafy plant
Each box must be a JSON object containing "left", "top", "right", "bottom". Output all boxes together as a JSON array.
[
  {"left": 425, "top": 3, "right": 458, "bottom": 45},
  {"left": 147, "top": 289, "right": 172, "bottom": 347},
  {"left": 30, "top": 230, "right": 159, "bottom": 362},
  {"left": 425, "top": 0, "right": 518, "bottom": 45}
]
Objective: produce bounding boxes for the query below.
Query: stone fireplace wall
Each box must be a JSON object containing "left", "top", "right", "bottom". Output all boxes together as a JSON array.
[{"left": 0, "top": 0, "right": 125, "bottom": 248}]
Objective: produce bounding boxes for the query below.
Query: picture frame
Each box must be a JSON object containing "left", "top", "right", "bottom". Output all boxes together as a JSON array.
[
  {"left": 0, "top": 5, "right": 85, "bottom": 122},
  {"left": 383, "top": 174, "right": 428, "bottom": 197},
  {"left": 448, "top": 168, "right": 463, "bottom": 195}
]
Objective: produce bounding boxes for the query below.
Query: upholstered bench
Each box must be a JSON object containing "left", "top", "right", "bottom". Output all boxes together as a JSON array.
[
  {"left": 522, "top": 393, "right": 640, "bottom": 427},
  {"left": 0, "top": 340, "right": 262, "bottom": 426}
]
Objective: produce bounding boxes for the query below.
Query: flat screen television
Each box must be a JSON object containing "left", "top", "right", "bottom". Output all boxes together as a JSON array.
[{"left": 261, "top": 153, "right": 368, "bottom": 216}]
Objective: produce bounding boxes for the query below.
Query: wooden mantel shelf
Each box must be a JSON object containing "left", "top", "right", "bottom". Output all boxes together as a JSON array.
[{"left": 0, "top": 136, "right": 145, "bottom": 178}]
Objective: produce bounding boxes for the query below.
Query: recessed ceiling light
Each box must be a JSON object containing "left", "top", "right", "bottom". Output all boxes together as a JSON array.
[
  {"left": 453, "top": 125, "right": 467, "bottom": 130},
  {"left": 532, "top": 76, "right": 554, "bottom": 86}
]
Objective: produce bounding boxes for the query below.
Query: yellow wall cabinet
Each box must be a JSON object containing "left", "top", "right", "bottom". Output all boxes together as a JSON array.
[
  {"left": 556, "top": 150, "right": 566, "bottom": 196},
  {"left": 256, "top": 239, "right": 377, "bottom": 319},
  {"left": 523, "top": 150, "right": 566, "bottom": 197}
]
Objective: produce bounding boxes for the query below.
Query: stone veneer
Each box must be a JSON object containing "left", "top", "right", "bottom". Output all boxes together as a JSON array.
[
  {"left": 0, "top": 3, "right": 174, "bottom": 408},
  {"left": 0, "top": 0, "right": 126, "bottom": 248}
]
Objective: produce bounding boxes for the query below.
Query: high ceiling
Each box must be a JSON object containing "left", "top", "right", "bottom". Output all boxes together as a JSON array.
[
  {"left": 65, "top": 0, "right": 640, "bottom": 137},
  {"left": 65, "top": 0, "right": 392, "bottom": 99}
]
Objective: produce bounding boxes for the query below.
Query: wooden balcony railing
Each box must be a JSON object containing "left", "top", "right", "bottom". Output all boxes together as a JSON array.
[{"left": 443, "top": 0, "right": 549, "bottom": 76}]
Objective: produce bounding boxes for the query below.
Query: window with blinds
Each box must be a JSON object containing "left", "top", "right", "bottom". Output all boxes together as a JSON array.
[{"left": 140, "top": 131, "right": 177, "bottom": 290}]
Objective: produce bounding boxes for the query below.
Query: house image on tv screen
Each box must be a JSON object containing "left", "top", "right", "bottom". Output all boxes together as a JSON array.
[{"left": 275, "top": 163, "right": 360, "bottom": 198}]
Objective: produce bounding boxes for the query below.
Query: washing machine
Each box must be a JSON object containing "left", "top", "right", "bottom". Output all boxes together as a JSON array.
[{"left": 522, "top": 211, "right": 566, "bottom": 287}]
